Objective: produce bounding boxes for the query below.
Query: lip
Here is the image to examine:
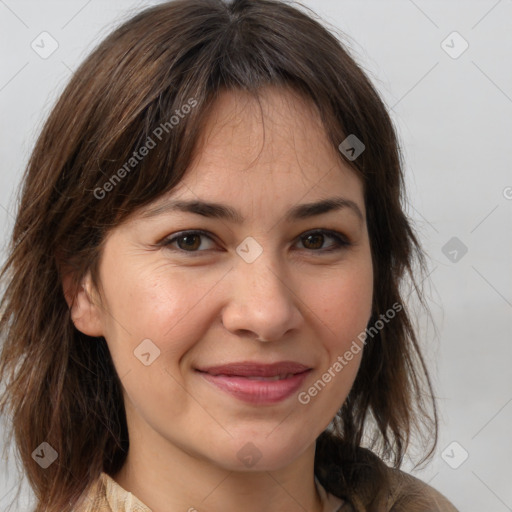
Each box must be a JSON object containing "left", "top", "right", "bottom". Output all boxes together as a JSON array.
[
  {"left": 195, "top": 361, "right": 313, "bottom": 405},
  {"left": 196, "top": 361, "right": 311, "bottom": 378},
  {"left": 196, "top": 369, "right": 312, "bottom": 404}
]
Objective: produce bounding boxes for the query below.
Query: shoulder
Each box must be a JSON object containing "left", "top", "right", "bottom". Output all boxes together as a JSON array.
[
  {"left": 72, "top": 472, "right": 151, "bottom": 512},
  {"left": 384, "top": 467, "right": 459, "bottom": 512},
  {"left": 329, "top": 465, "right": 459, "bottom": 512},
  {"left": 314, "top": 434, "right": 458, "bottom": 512},
  {"left": 325, "top": 463, "right": 459, "bottom": 512},
  {"left": 72, "top": 475, "right": 109, "bottom": 511}
]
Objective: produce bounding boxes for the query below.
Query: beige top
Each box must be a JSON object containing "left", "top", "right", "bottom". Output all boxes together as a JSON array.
[
  {"left": 74, "top": 469, "right": 458, "bottom": 512},
  {"left": 75, "top": 472, "right": 345, "bottom": 512}
]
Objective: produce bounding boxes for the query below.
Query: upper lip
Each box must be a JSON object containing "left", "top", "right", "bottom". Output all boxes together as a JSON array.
[{"left": 195, "top": 361, "right": 312, "bottom": 377}]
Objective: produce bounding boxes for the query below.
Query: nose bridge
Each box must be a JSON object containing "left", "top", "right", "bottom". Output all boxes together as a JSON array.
[
  {"left": 242, "top": 249, "right": 288, "bottom": 300},
  {"left": 221, "top": 243, "right": 302, "bottom": 342}
]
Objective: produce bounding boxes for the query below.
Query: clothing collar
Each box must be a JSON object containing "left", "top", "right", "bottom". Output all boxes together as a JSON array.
[{"left": 99, "top": 472, "right": 344, "bottom": 512}]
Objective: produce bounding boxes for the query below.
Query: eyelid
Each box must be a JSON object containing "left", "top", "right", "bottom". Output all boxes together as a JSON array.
[
  {"left": 160, "top": 229, "right": 217, "bottom": 253},
  {"left": 160, "top": 228, "right": 351, "bottom": 254}
]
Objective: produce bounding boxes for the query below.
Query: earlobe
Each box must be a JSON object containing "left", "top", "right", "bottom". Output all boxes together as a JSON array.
[{"left": 62, "top": 271, "right": 104, "bottom": 337}]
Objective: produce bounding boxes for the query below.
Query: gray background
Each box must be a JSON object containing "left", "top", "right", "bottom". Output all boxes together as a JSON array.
[{"left": 1, "top": 0, "right": 511, "bottom": 510}]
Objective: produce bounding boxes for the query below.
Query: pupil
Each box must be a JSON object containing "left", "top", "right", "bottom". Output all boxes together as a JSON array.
[
  {"left": 304, "top": 234, "right": 323, "bottom": 249},
  {"left": 176, "top": 233, "right": 326, "bottom": 251},
  {"left": 180, "top": 235, "right": 200, "bottom": 250}
]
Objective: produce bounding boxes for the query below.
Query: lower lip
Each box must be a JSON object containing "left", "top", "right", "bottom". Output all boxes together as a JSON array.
[{"left": 196, "top": 370, "right": 312, "bottom": 404}]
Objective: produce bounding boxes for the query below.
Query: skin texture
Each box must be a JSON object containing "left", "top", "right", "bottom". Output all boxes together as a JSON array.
[{"left": 66, "top": 86, "right": 374, "bottom": 512}]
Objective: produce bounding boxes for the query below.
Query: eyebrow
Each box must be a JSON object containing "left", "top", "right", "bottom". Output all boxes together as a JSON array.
[{"left": 141, "top": 196, "right": 364, "bottom": 224}]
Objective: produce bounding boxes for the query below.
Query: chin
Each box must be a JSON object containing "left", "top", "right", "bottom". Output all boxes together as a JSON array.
[{"left": 207, "top": 432, "right": 311, "bottom": 473}]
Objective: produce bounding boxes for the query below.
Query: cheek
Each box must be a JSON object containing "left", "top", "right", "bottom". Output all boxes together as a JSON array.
[
  {"left": 310, "top": 262, "right": 373, "bottom": 341},
  {"left": 99, "top": 261, "right": 216, "bottom": 368},
  {"left": 97, "top": 267, "right": 213, "bottom": 424},
  {"left": 294, "top": 262, "right": 372, "bottom": 426},
  {"left": 308, "top": 257, "right": 373, "bottom": 395}
]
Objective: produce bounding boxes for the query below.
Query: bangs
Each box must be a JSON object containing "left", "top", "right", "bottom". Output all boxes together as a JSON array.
[{"left": 64, "top": 0, "right": 371, "bottom": 236}]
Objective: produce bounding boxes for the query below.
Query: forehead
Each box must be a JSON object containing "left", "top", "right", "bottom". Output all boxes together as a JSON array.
[{"left": 171, "top": 86, "right": 364, "bottom": 203}]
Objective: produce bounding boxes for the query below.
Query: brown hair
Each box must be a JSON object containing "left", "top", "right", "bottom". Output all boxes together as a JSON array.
[{"left": 0, "top": 0, "right": 437, "bottom": 510}]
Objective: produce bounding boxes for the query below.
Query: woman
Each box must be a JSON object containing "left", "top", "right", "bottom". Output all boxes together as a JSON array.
[{"left": 0, "top": 0, "right": 459, "bottom": 510}]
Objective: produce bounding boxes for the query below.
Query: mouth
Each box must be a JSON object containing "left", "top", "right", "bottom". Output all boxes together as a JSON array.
[{"left": 194, "top": 362, "right": 312, "bottom": 404}]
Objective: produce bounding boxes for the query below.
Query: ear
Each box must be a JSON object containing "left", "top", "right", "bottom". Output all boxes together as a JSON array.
[{"left": 62, "top": 270, "right": 104, "bottom": 337}]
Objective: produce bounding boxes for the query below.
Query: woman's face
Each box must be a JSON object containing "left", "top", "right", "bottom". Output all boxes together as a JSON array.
[{"left": 75, "top": 86, "right": 373, "bottom": 472}]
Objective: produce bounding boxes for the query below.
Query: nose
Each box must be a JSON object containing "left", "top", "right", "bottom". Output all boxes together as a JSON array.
[{"left": 220, "top": 252, "right": 303, "bottom": 343}]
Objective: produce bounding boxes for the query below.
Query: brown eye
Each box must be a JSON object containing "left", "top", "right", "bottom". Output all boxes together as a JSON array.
[
  {"left": 161, "top": 229, "right": 349, "bottom": 255},
  {"left": 176, "top": 234, "right": 202, "bottom": 251},
  {"left": 162, "top": 230, "right": 216, "bottom": 253},
  {"left": 297, "top": 230, "right": 350, "bottom": 252},
  {"left": 302, "top": 233, "right": 324, "bottom": 250}
]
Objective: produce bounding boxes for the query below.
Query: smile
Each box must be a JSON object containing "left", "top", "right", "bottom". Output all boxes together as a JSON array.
[{"left": 196, "top": 369, "right": 312, "bottom": 404}]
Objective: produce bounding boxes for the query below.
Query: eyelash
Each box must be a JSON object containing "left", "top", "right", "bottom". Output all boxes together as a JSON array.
[{"left": 161, "top": 229, "right": 351, "bottom": 255}]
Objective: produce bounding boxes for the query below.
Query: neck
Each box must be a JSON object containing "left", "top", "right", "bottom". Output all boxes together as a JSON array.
[{"left": 112, "top": 427, "right": 324, "bottom": 512}]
